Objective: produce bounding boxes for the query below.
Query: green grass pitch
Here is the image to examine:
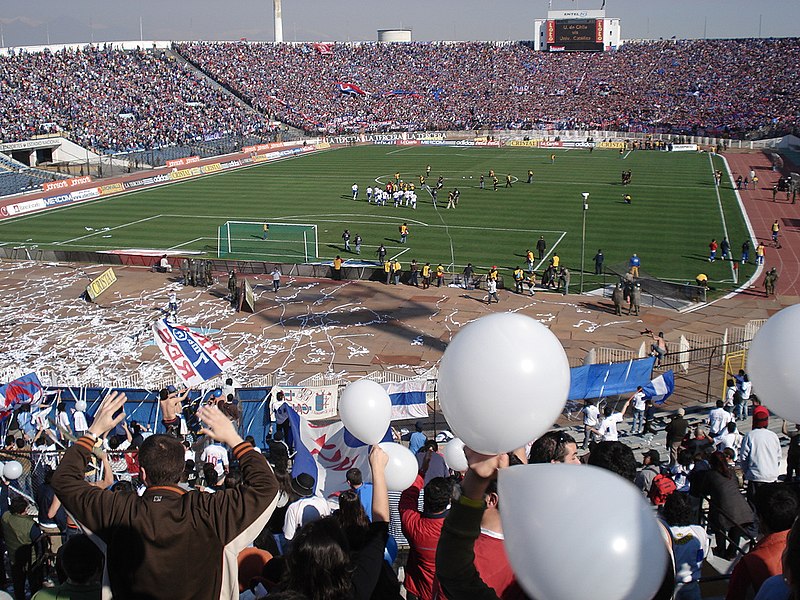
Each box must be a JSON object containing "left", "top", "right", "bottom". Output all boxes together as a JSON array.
[{"left": 0, "top": 146, "right": 755, "bottom": 292}]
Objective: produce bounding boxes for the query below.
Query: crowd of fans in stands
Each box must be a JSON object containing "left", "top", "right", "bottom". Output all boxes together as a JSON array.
[
  {"left": 176, "top": 38, "right": 800, "bottom": 137},
  {"left": 1, "top": 375, "right": 799, "bottom": 599},
  {"left": 0, "top": 45, "right": 276, "bottom": 153},
  {"left": 0, "top": 39, "right": 798, "bottom": 155}
]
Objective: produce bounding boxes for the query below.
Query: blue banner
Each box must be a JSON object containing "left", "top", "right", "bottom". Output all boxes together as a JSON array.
[{"left": 568, "top": 357, "right": 656, "bottom": 401}]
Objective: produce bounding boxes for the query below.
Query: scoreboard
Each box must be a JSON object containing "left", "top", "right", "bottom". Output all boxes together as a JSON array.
[{"left": 546, "top": 18, "right": 604, "bottom": 51}]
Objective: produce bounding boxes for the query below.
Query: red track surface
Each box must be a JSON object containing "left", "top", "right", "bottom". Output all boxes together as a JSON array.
[{"left": 724, "top": 152, "right": 800, "bottom": 297}]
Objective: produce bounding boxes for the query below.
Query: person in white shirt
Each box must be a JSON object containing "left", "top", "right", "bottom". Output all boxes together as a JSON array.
[
  {"left": 716, "top": 421, "right": 743, "bottom": 460},
  {"left": 580, "top": 399, "right": 600, "bottom": 449},
  {"left": 708, "top": 399, "right": 733, "bottom": 438},
  {"left": 593, "top": 396, "right": 632, "bottom": 442},
  {"left": 72, "top": 400, "right": 88, "bottom": 437},
  {"left": 283, "top": 473, "right": 331, "bottom": 541},
  {"left": 351, "top": 183, "right": 358, "bottom": 199},
  {"left": 629, "top": 386, "right": 647, "bottom": 435},
  {"left": 366, "top": 187, "right": 373, "bottom": 202},
  {"left": 201, "top": 443, "right": 229, "bottom": 478},
  {"left": 723, "top": 378, "right": 737, "bottom": 413},
  {"left": 739, "top": 406, "right": 782, "bottom": 501},
  {"left": 271, "top": 266, "right": 282, "bottom": 292},
  {"left": 737, "top": 374, "right": 752, "bottom": 421}
]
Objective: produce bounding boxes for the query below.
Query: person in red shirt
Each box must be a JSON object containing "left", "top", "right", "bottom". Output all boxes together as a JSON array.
[
  {"left": 726, "top": 483, "right": 798, "bottom": 600},
  {"left": 399, "top": 453, "right": 452, "bottom": 600},
  {"left": 709, "top": 239, "right": 718, "bottom": 262},
  {"left": 431, "top": 478, "right": 525, "bottom": 600}
]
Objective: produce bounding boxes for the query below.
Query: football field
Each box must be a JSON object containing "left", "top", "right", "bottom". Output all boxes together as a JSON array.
[{"left": 0, "top": 145, "right": 755, "bottom": 291}]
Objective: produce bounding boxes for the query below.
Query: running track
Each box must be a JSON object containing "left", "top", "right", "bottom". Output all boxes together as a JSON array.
[{"left": 724, "top": 152, "right": 800, "bottom": 297}]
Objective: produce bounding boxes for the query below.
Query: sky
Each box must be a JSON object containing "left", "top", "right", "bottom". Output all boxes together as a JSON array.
[{"left": 1, "top": 0, "right": 799, "bottom": 48}]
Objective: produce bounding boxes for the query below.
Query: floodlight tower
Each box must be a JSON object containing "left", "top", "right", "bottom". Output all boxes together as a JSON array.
[
  {"left": 580, "top": 192, "right": 589, "bottom": 294},
  {"left": 274, "top": 0, "right": 284, "bottom": 43}
]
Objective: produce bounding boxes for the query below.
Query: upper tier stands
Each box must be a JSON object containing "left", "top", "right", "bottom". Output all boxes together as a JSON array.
[
  {"left": 0, "top": 40, "right": 798, "bottom": 154},
  {"left": 176, "top": 39, "right": 800, "bottom": 137}
]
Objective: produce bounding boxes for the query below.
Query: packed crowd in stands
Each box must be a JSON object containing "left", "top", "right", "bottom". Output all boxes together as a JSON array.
[
  {"left": 0, "top": 45, "right": 276, "bottom": 153},
  {"left": 176, "top": 38, "right": 800, "bottom": 137},
  {"left": 0, "top": 370, "right": 798, "bottom": 599},
  {"left": 0, "top": 39, "right": 797, "bottom": 155}
]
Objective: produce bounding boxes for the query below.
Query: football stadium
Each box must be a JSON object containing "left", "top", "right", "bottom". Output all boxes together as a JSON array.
[{"left": 0, "top": 1, "right": 799, "bottom": 598}]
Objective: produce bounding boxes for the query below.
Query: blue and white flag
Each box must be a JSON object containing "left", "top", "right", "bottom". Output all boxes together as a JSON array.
[
  {"left": 384, "top": 380, "right": 428, "bottom": 420},
  {"left": 642, "top": 370, "right": 675, "bottom": 405},
  {"left": 152, "top": 318, "right": 233, "bottom": 386},
  {"left": 0, "top": 373, "right": 45, "bottom": 419},
  {"left": 282, "top": 404, "right": 390, "bottom": 497}
]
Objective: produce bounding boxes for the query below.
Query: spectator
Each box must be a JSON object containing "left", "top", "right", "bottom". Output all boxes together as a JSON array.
[
  {"left": 51, "top": 391, "right": 279, "bottom": 599},
  {"left": 665, "top": 408, "right": 690, "bottom": 466},
  {"left": 399, "top": 453, "right": 452, "bottom": 600},
  {"left": 409, "top": 422, "right": 427, "bottom": 455},
  {"left": 2, "top": 496, "right": 43, "bottom": 600},
  {"left": 31, "top": 534, "right": 103, "bottom": 600},
  {"left": 634, "top": 449, "right": 662, "bottom": 495},
  {"left": 662, "top": 493, "right": 709, "bottom": 600},
  {"left": 280, "top": 446, "right": 395, "bottom": 600},
  {"left": 739, "top": 406, "right": 782, "bottom": 501},
  {"left": 416, "top": 441, "right": 450, "bottom": 483},
  {"left": 727, "top": 484, "right": 799, "bottom": 600},
  {"left": 528, "top": 431, "right": 580, "bottom": 464},
  {"left": 345, "top": 467, "right": 373, "bottom": 520},
  {"left": 283, "top": 473, "right": 332, "bottom": 542},
  {"left": 691, "top": 451, "right": 754, "bottom": 560}
]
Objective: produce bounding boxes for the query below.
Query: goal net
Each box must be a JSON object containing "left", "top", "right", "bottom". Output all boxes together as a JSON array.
[{"left": 217, "top": 221, "right": 319, "bottom": 262}]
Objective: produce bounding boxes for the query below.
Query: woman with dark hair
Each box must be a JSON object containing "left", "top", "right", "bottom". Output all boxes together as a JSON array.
[
  {"left": 336, "top": 489, "right": 401, "bottom": 599},
  {"left": 281, "top": 446, "right": 400, "bottom": 600},
  {"left": 692, "top": 451, "right": 754, "bottom": 559}
]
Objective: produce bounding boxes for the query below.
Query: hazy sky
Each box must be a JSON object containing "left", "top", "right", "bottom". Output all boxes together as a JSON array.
[{"left": 2, "top": 0, "right": 799, "bottom": 48}]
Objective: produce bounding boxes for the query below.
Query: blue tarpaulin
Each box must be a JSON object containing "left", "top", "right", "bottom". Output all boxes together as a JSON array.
[{"left": 568, "top": 357, "right": 656, "bottom": 401}]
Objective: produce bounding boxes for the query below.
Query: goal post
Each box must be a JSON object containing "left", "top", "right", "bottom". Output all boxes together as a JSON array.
[{"left": 217, "top": 221, "right": 319, "bottom": 262}]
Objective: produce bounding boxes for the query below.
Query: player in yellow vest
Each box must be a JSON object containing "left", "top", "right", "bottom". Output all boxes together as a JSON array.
[
  {"left": 526, "top": 249, "right": 534, "bottom": 272},
  {"left": 263, "top": 223, "right": 269, "bottom": 240},
  {"left": 489, "top": 266, "right": 498, "bottom": 281},
  {"left": 552, "top": 254, "right": 560, "bottom": 268}
]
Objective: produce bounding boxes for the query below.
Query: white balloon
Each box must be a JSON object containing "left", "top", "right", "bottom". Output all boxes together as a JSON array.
[
  {"left": 3, "top": 461, "right": 23, "bottom": 481},
  {"left": 443, "top": 438, "right": 468, "bottom": 472},
  {"left": 339, "top": 379, "right": 392, "bottom": 445},
  {"left": 499, "top": 464, "right": 667, "bottom": 600},
  {"left": 748, "top": 304, "right": 800, "bottom": 422},
  {"left": 378, "top": 442, "right": 418, "bottom": 491},
  {"left": 437, "top": 312, "right": 570, "bottom": 454}
]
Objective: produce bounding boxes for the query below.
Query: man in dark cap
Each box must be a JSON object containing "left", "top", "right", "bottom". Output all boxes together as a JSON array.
[
  {"left": 634, "top": 449, "right": 662, "bottom": 494},
  {"left": 282, "top": 472, "right": 331, "bottom": 542},
  {"left": 409, "top": 421, "right": 427, "bottom": 454}
]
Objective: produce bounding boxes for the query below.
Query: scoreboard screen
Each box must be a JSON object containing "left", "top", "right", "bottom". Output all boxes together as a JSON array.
[{"left": 547, "top": 18, "right": 604, "bottom": 51}]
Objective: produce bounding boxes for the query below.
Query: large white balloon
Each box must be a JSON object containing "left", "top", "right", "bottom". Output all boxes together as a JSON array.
[
  {"left": 339, "top": 379, "right": 392, "bottom": 445},
  {"left": 443, "top": 438, "right": 468, "bottom": 472},
  {"left": 3, "top": 461, "right": 23, "bottom": 481},
  {"left": 437, "top": 312, "right": 570, "bottom": 454},
  {"left": 748, "top": 304, "right": 800, "bottom": 422},
  {"left": 378, "top": 442, "right": 418, "bottom": 491},
  {"left": 499, "top": 464, "right": 667, "bottom": 600}
]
